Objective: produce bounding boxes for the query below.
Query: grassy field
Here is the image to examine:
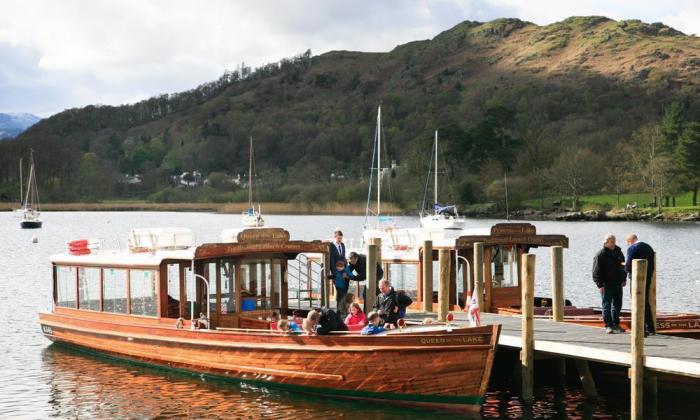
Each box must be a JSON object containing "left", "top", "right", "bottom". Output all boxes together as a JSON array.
[
  {"left": 0, "top": 201, "right": 401, "bottom": 215},
  {"left": 523, "top": 192, "right": 697, "bottom": 211}
]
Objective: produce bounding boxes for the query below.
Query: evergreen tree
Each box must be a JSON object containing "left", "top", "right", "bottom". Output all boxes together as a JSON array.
[{"left": 678, "top": 122, "right": 700, "bottom": 206}]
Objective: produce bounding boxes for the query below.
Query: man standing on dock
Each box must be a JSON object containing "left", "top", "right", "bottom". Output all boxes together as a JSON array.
[
  {"left": 592, "top": 233, "right": 627, "bottom": 334},
  {"left": 625, "top": 234, "right": 656, "bottom": 336}
]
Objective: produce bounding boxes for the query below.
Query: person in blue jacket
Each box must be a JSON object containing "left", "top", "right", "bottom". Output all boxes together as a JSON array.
[
  {"left": 329, "top": 259, "right": 354, "bottom": 308},
  {"left": 361, "top": 311, "right": 387, "bottom": 335},
  {"left": 625, "top": 233, "right": 656, "bottom": 335}
]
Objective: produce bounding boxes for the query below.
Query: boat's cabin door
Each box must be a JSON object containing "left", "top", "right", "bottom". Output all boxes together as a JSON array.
[
  {"left": 487, "top": 245, "right": 522, "bottom": 311},
  {"left": 198, "top": 257, "right": 285, "bottom": 329}
]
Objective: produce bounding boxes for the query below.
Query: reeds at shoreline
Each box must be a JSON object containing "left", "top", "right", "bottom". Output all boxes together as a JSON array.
[{"left": 0, "top": 201, "right": 402, "bottom": 215}]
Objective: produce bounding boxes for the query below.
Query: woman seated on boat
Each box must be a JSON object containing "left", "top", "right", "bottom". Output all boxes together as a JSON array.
[
  {"left": 344, "top": 302, "right": 367, "bottom": 331},
  {"left": 277, "top": 319, "right": 302, "bottom": 334},
  {"left": 361, "top": 311, "right": 387, "bottom": 335}
]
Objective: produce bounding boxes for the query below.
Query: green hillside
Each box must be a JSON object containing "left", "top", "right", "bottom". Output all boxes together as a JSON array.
[{"left": 2, "top": 16, "right": 700, "bottom": 211}]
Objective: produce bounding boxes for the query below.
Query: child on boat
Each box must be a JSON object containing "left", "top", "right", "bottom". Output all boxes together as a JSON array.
[
  {"left": 338, "top": 292, "right": 354, "bottom": 319},
  {"left": 303, "top": 310, "right": 320, "bottom": 335},
  {"left": 330, "top": 259, "right": 354, "bottom": 309},
  {"left": 361, "top": 311, "right": 387, "bottom": 335},
  {"left": 277, "top": 319, "right": 302, "bottom": 334},
  {"left": 345, "top": 302, "right": 367, "bottom": 331},
  {"left": 269, "top": 311, "right": 280, "bottom": 330},
  {"left": 292, "top": 310, "right": 304, "bottom": 326}
]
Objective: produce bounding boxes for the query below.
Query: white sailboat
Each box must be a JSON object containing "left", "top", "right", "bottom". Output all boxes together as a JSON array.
[
  {"left": 420, "top": 130, "right": 466, "bottom": 230},
  {"left": 241, "top": 137, "right": 264, "bottom": 228},
  {"left": 19, "top": 149, "right": 43, "bottom": 229}
]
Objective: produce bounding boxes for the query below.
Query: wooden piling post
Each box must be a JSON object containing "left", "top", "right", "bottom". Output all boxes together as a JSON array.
[
  {"left": 421, "top": 240, "right": 433, "bottom": 312},
  {"left": 366, "top": 243, "right": 377, "bottom": 312},
  {"left": 371, "top": 237, "right": 382, "bottom": 299},
  {"left": 575, "top": 359, "right": 598, "bottom": 399},
  {"left": 650, "top": 253, "right": 657, "bottom": 328},
  {"left": 631, "top": 259, "right": 648, "bottom": 420},
  {"left": 550, "top": 246, "right": 564, "bottom": 322},
  {"left": 438, "top": 249, "right": 450, "bottom": 321},
  {"left": 473, "top": 243, "right": 485, "bottom": 311},
  {"left": 550, "top": 246, "right": 567, "bottom": 381},
  {"left": 521, "top": 253, "right": 536, "bottom": 404}
]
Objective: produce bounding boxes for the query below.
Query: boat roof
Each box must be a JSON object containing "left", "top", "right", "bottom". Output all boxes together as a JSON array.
[{"left": 50, "top": 227, "right": 328, "bottom": 268}]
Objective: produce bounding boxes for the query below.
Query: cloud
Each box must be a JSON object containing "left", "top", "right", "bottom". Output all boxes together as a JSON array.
[{"left": 0, "top": 0, "right": 698, "bottom": 117}]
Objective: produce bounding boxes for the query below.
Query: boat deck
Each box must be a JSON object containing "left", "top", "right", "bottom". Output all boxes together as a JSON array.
[{"left": 406, "top": 312, "right": 700, "bottom": 379}]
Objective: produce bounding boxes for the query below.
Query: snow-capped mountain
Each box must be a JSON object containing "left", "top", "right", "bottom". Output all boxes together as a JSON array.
[{"left": 0, "top": 113, "right": 41, "bottom": 139}]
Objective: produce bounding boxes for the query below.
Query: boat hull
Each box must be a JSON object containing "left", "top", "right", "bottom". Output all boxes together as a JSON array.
[
  {"left": 39, "top": 311, "right": 500, "bottom": 412},
  {"left": 21, "top": 220, "right": 42, "bottom": 229}
]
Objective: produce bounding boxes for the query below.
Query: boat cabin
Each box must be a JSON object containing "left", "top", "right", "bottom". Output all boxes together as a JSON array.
[
  {"left": 50, "top": 228, "right": 329, "bottom": 330},
  {"left": 379, "top": 223, "right": 568, "bottom": 313}
]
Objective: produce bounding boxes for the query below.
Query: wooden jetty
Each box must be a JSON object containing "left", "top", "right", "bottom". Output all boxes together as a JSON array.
[{"left": 407, "top": 311, "right": 700, "bottom": 380}]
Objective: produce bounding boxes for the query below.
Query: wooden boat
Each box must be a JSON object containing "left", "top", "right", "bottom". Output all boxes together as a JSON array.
[
  {"left": 39, "top": 227, "right": 500, "bottom": 412},
  {"left": 368, "top": 222, "right": 700, "bottom": 339}
]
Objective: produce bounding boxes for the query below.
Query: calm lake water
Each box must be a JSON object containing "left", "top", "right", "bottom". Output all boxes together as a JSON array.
[{"left": 1, "top": 212, "right": 698, "bottom": 418}]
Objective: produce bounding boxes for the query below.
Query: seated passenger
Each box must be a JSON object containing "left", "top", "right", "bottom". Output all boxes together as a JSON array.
[
  {"left": 269, "top": 311, "right": 280, "bottom": 330},
  {"left": 292, "top": 310, "right": 304, "bottom": 326},
  {"left": 192, "top": 312, "right": 209, "bottom": 330},
  {"left": 278, "top": 319, "right": 302, "bottom": 334},
  {"left": 344, "top": 302, "right": 367, "bottom": 331},
  {"left": 361, "top": 311, "right": 387, "bottom": 335},
  {"left": 374, "top": 279, "right": 400, "bottom": 327},
  {"left": 316, "top": 307, "right": 348, "bottom": 335},
  {"left": 175, "top": 317, "right": 185, "bottom": 329},
  {"left": 338, "top": 292, "right": 355, "bottom": 319},
  {"left": 303, "top": 310, "right": 320, "bottom": 335}
]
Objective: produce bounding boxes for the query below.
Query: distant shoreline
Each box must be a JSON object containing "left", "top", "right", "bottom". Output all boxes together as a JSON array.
[{"left": 0, "top": 201, "right": 401, "bottom": 215}]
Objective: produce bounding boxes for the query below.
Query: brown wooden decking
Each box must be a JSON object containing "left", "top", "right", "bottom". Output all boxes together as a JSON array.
[{"left": 407, "top": 312, "right": 700, "bottom": 379}]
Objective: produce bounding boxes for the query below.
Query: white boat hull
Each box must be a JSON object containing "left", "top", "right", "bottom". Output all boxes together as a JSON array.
[{"left": 420, "top": 215, "right": 467, "bottom": 230}]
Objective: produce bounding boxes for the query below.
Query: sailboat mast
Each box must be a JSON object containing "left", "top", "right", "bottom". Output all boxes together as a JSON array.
[
  {"left": 434, "top": 130, "right": 438, "bottom": 212},
  {"left": 377, "top": 106, "right": 381, "bottom": 217},
  {"left": 248, "top": 137, "right": 253, "bottom": 207},
  {"left": 24, "top": 151, "right": 34, "bottom": 208},
  {"left": 19, "top": 158, "right": 23, "bottom": 206}
]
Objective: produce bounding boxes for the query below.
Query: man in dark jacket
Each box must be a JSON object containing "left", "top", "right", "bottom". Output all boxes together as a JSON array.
[
  {"left": 374, "top": 279, "right": 399, "bottom": 327},
  {"left": 348, "top": 251, "right": 384, "bottom": 305},
  {"left": 625, "top": 234, "right": 656, "bottom": 335},
  {"left": 315, "top": 307, "right": 348, "bottom": 335},
  {"left": 592, "top": 233, "right": 626, "bottom": 334},
  {"left": 329, "top": 229, "right": 346, "bottom": 276}
]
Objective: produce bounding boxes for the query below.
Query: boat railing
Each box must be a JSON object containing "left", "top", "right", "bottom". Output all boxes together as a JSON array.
[{"left": 288, "top": 254, "right": 324, "bottom": 310}]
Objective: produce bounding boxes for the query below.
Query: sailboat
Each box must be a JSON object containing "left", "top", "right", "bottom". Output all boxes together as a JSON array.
[
  {"left": 363, "top": 106, "right": 395, "bottom": 230},
  {"left": 241, "top": 137, "right": 264, "bottom": 228},
  {"left": 420, "top": 130, "right": 466, "bottom": 230},
  {"left": 19, "top": 149, "right": 43, "bottom": 229}
]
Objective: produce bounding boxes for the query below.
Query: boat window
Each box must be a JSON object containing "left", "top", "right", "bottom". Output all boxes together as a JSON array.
[
  {"left": 272, "top": 261, "right": 282, "bottom": 308},
  {"left": 78, "top": 267, "right": 101, "bottom": 311},
  {"left": 240, "top": 260, "right": 272, "bottom": 316},
  {"left": 492, "top": 246, "right": 518, "bottom": 288},
  {"left": 166, "top": 264, "right": 181, "bottom": 318},
  {"left": 184, "top": 266, "right": 196, "bottom": 318},
  {"left": 220, "top": 259, "right": 236, "bottom": 314},
  {"left": 130, "top": 269, "right": 157, "bottom": 317},
  {"left": 56, "top": 266, "right": 77, "bottom": 308},
  {"left": 103, "top": 268, "right": 127, "bottom": 313},
  {"left": 387, "top": 263, "right": 418, "bottom": 299},
  {"left": 206, "top": 262, "right": 218, "bottom": 315}
]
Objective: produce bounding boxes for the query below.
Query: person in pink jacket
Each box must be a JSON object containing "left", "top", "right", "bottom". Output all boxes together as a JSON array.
[{"left": 344, "top": 302, "right": 367, "bottom": 331}]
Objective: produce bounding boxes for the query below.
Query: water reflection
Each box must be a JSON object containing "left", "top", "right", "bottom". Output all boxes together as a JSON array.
[{"left": 41, "top": 344, "right": 462, "bottom": 419}]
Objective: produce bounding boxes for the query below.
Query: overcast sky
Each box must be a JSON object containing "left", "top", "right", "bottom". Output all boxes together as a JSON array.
[{"left": 2, "top": 0, "right": 700, "bottom": 117}]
